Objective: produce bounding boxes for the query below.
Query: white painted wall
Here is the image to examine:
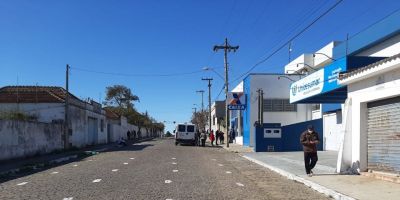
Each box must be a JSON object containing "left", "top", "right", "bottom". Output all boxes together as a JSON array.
[
  {"left": 0, "top": 120, "right": 63, "bottom": 161},
  {"left": 323, "top": 112, "right": 343, "bottom": 151},
  {"left": 343, "top": 67, "right": 400, "bottom": 171},
  {"left": 284, "top": 54, "right": 313, "bottom": 74},
  {"left": 0, "top": 102, "right": 108, "bottom": 148},
  {"left": 337, "top": 33, "right": 400, "bottom": 172},
  {"left": 107, "top": 116, "right": 138, "bottom": 142},
  {"left": 67, "top": 104, "right": 107, "bottom": 147},
  {"left": 357, "top": 34, "right": 400, "bottom": 57},
  {"left": 0, "top": 103, "right": 64, "bottom": 123},
  {"left": 247, "top": 74, "right": 313, "bottom": 146},
  {"left": 313, "top": 41, "right": 339, "bottom": 68},
  {"left": 312, "top": 109, "right": 322, "bottom": 119}
]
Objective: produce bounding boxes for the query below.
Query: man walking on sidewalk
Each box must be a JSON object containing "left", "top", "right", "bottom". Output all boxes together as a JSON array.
[{"left": 300, "top": 125, "right": 320, "bottom": 177}]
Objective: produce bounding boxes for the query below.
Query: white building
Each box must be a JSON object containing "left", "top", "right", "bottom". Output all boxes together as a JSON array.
[
  {"left": 0, "top": 86, "right": 107, "bottom": 147},
  {"left": 238, "top": 73, "right": 311, "bottom": 147},
  {"left": 286, "top": 10, "right": 400, "bottom": 175},
  {"left": 210, "top": 100, "right": 226, "bottom": 134},
  {"left": 336, "top": 10, "right": 400, "bottom": 175}
]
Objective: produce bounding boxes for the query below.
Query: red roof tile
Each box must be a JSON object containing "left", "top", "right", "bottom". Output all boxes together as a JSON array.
[{"left": 0, "top": 86, "right": 80, "bottom": 103}]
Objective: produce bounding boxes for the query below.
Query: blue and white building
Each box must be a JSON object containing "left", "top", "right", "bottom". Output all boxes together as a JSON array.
[
  {"left": 287, "top": 10, "right": 400, "bottom": 174},
  {"left": 230, "top": 73, "right": 316, "bottom": 151}
]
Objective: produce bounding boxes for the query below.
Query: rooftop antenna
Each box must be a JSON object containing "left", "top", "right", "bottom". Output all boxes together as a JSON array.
[
  {"left": 345, "top": 33, "right": 349, "bottom": 56},
  {"left": 288, "top": 42, "right": 293, "bottom": 62}
]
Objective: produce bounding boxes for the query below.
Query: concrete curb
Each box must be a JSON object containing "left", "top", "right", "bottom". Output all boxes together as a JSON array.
[{"left": 242, "top": 155, "right": 355, "bottom": 200}]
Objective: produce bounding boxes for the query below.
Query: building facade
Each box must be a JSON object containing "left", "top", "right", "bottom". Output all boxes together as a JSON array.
[
  {"left": 336, "top": 10, "right": 400, "bottom": 174},
  {"left": 0, "top": 86, "right": 107, "bottom": 147},
  {"left": 286, "top": 10, "right": 400, "bottom": 174},
  {"left": 239, "top": 73, "right": 310, "bottom": 148}
]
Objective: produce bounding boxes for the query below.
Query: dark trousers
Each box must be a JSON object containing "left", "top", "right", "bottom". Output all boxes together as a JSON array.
[
  {"left": 201, "top": 139, "right": 206, "bottom": 147},
  {"left": 304, "top": 152, "right": 318, "bottom": 174}
]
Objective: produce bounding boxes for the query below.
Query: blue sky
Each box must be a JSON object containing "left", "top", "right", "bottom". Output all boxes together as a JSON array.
[{"left": 1, "top": 0, "right": 400, "bottom": 132}]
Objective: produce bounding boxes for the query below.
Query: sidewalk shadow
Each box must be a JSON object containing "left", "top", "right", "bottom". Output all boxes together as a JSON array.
[{"left": 312, "top": 173, "right": 341, "bottom": 176}]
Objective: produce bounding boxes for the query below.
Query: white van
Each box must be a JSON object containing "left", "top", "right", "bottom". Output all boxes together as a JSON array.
[{"left": 175, "top": 123, "right": 197, "bottom": 146}]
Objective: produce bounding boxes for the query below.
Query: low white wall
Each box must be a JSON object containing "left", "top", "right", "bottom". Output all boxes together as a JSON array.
[
  {"left": 323, "top": 112, "right": 343, "bottom": 151},
  {"left": 0, "top": 120, "right": 63, "bottom": 161},
  {"left": 235, "top": 136, "right": 243, "bottom": 145}
]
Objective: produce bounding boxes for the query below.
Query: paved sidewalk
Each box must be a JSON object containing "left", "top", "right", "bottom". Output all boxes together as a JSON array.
[
  {"left": 216, "top": 144, "right": 400, "bottom": 200},
  {"left": 240, "top": 151, "right": 400, "bottom": 200},
  {"left": 222, "top": 142, "right": 254, "bottom": 153}
]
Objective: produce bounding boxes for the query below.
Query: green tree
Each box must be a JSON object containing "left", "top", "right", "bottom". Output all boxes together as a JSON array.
[
  {"left": 165, "top": 131, "right": 172, "bottom": 137},
  {"left": 191, "top": 110, "right": 208, "bottom": 132},
  {"left": 104, "top": 85, "right": 139, "bottom": 110}
]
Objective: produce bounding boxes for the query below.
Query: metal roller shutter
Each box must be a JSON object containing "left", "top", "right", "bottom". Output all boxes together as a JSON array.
[{"left": 367, "top": 97, "right": 400, "bottom": 173}]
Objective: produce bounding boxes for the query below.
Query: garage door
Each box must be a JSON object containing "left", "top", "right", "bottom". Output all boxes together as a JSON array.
[{"left": 367, "top": 96, "right": 400, "bottom": 173}]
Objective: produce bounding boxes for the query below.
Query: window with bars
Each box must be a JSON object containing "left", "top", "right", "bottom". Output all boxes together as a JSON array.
[{"left": 263, "top": 99, "right": 296, "bottom": 112}]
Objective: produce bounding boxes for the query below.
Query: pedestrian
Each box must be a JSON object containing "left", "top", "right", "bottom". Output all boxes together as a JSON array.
[
  {"left": 118, "top": 137, "right": 127, "bottom": 146},
  {"left": 127, "top": 130, "right": 131, "bottom": 140},
  {"left": 209, "top": 130, "right": 215, "bottom": 146},
  {"left": 230, "top": 129, "right": 236, "bottom": 143},
  {"left": 220, "top": 131, "right": 224, "bottom": 144},
  {"left": 215, "top": 130, "right": 219, "bottom": 145},
  {"left": 300, "top": 125, "right": 320, "bottom": 177},
  {"left": 200, "top": 131, "right": 207, "bottom": 147},
  {"left": 133, "top": 130, "right": 137, "bottom": 141},
  {"left": 196, "top": 130, "right": 201, "bottom": 146}
]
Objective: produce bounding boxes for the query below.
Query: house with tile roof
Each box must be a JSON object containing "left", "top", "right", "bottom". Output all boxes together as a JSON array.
[{"left": 0, "top": 86, "right": 107, "bottom": 148}]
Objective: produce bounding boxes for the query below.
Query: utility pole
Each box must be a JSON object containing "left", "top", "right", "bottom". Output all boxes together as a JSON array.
[
  {"left": 213, "top": 38, "right": 239, "bottom": 148},
  {"left": 202, "top": 78, "right": 213, "bottom": 135},
  {"left": 65, "top": 64, "right": 70, "bottom": 149},
  {"left": 257, "top": 89, "right": 264, "bottom": 126},
  {"left": 196, "top": 90, "right": 205, "bottom": 112}
]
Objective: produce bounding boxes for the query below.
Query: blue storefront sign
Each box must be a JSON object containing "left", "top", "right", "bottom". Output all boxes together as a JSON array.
[
  {"left": 290, "top": 56, "right": 386, "bottom": 104},
  {"left": 290, "top": 58, "right": 346, "bottom": 103}
]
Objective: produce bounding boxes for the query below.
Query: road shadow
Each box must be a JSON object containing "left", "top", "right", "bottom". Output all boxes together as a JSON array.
[
  {"left": 0, "top": 153, "right": 91, "bottom": 184},
  {"left": 0, "top": 138, "right": 155, "bottom": 184}
]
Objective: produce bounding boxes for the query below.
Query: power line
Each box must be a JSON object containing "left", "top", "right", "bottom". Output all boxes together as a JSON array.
[
  {"left": 213, "top": 85, "right": 225, "bottom": 102},
  {"left": 70, "top": 66, "right": 204, "bottom": 77},
  {"left": 231, "top": 0, "right": 344, "bottom": 83}
]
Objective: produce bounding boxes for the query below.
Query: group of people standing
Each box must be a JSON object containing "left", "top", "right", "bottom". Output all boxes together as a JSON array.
[
  {"left": 209, "top": 130, "right": 224, "bottom": 146},
  {"left": 196, "top": 129, "right": 224, "bottom": 147}
]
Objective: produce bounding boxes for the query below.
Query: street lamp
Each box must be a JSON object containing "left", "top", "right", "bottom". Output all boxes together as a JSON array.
[
  {"left": 277, "top": 75, "right": 296, "bottom": 82},
  {"left": 285, "top": 69, "right": 300, "bottom": 74},
  {"left": 313, "top": 53, "right": 336, "bottom": 61},
  {"left": 202, "top": 67, "right": 224, "bottom": 81},
  {"left": 296, "top": 63, "right": 317, "bottom": 71},
  {"left": 196, "top": 90, "right": 205, "bottom": 111}
]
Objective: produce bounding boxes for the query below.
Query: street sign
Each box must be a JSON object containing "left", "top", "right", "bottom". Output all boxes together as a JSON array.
[{"left": 227, "top": 92, "right": 246, "bottom": 110}]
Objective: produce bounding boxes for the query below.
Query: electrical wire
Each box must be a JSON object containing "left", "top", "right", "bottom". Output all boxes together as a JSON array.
[
  {"left": 70, "top": 67, "right": 204, "bottom": 77},
  {"left": 213, "top": 85, "right": 225, "bottom": 102},
  {"left": 231, "top": 0, "right": 344, "bottom": 84}
]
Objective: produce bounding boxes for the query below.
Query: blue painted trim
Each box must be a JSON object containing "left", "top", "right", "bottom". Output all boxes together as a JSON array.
[
  {"left": 334, "top": 10, "right": 400, "bottom": 59},
  {"left": 242, "top": 76, "right": 251, "bottom": 146},
  {"left": 322, "top": 103, "right": 341, "bottom": 113}
]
